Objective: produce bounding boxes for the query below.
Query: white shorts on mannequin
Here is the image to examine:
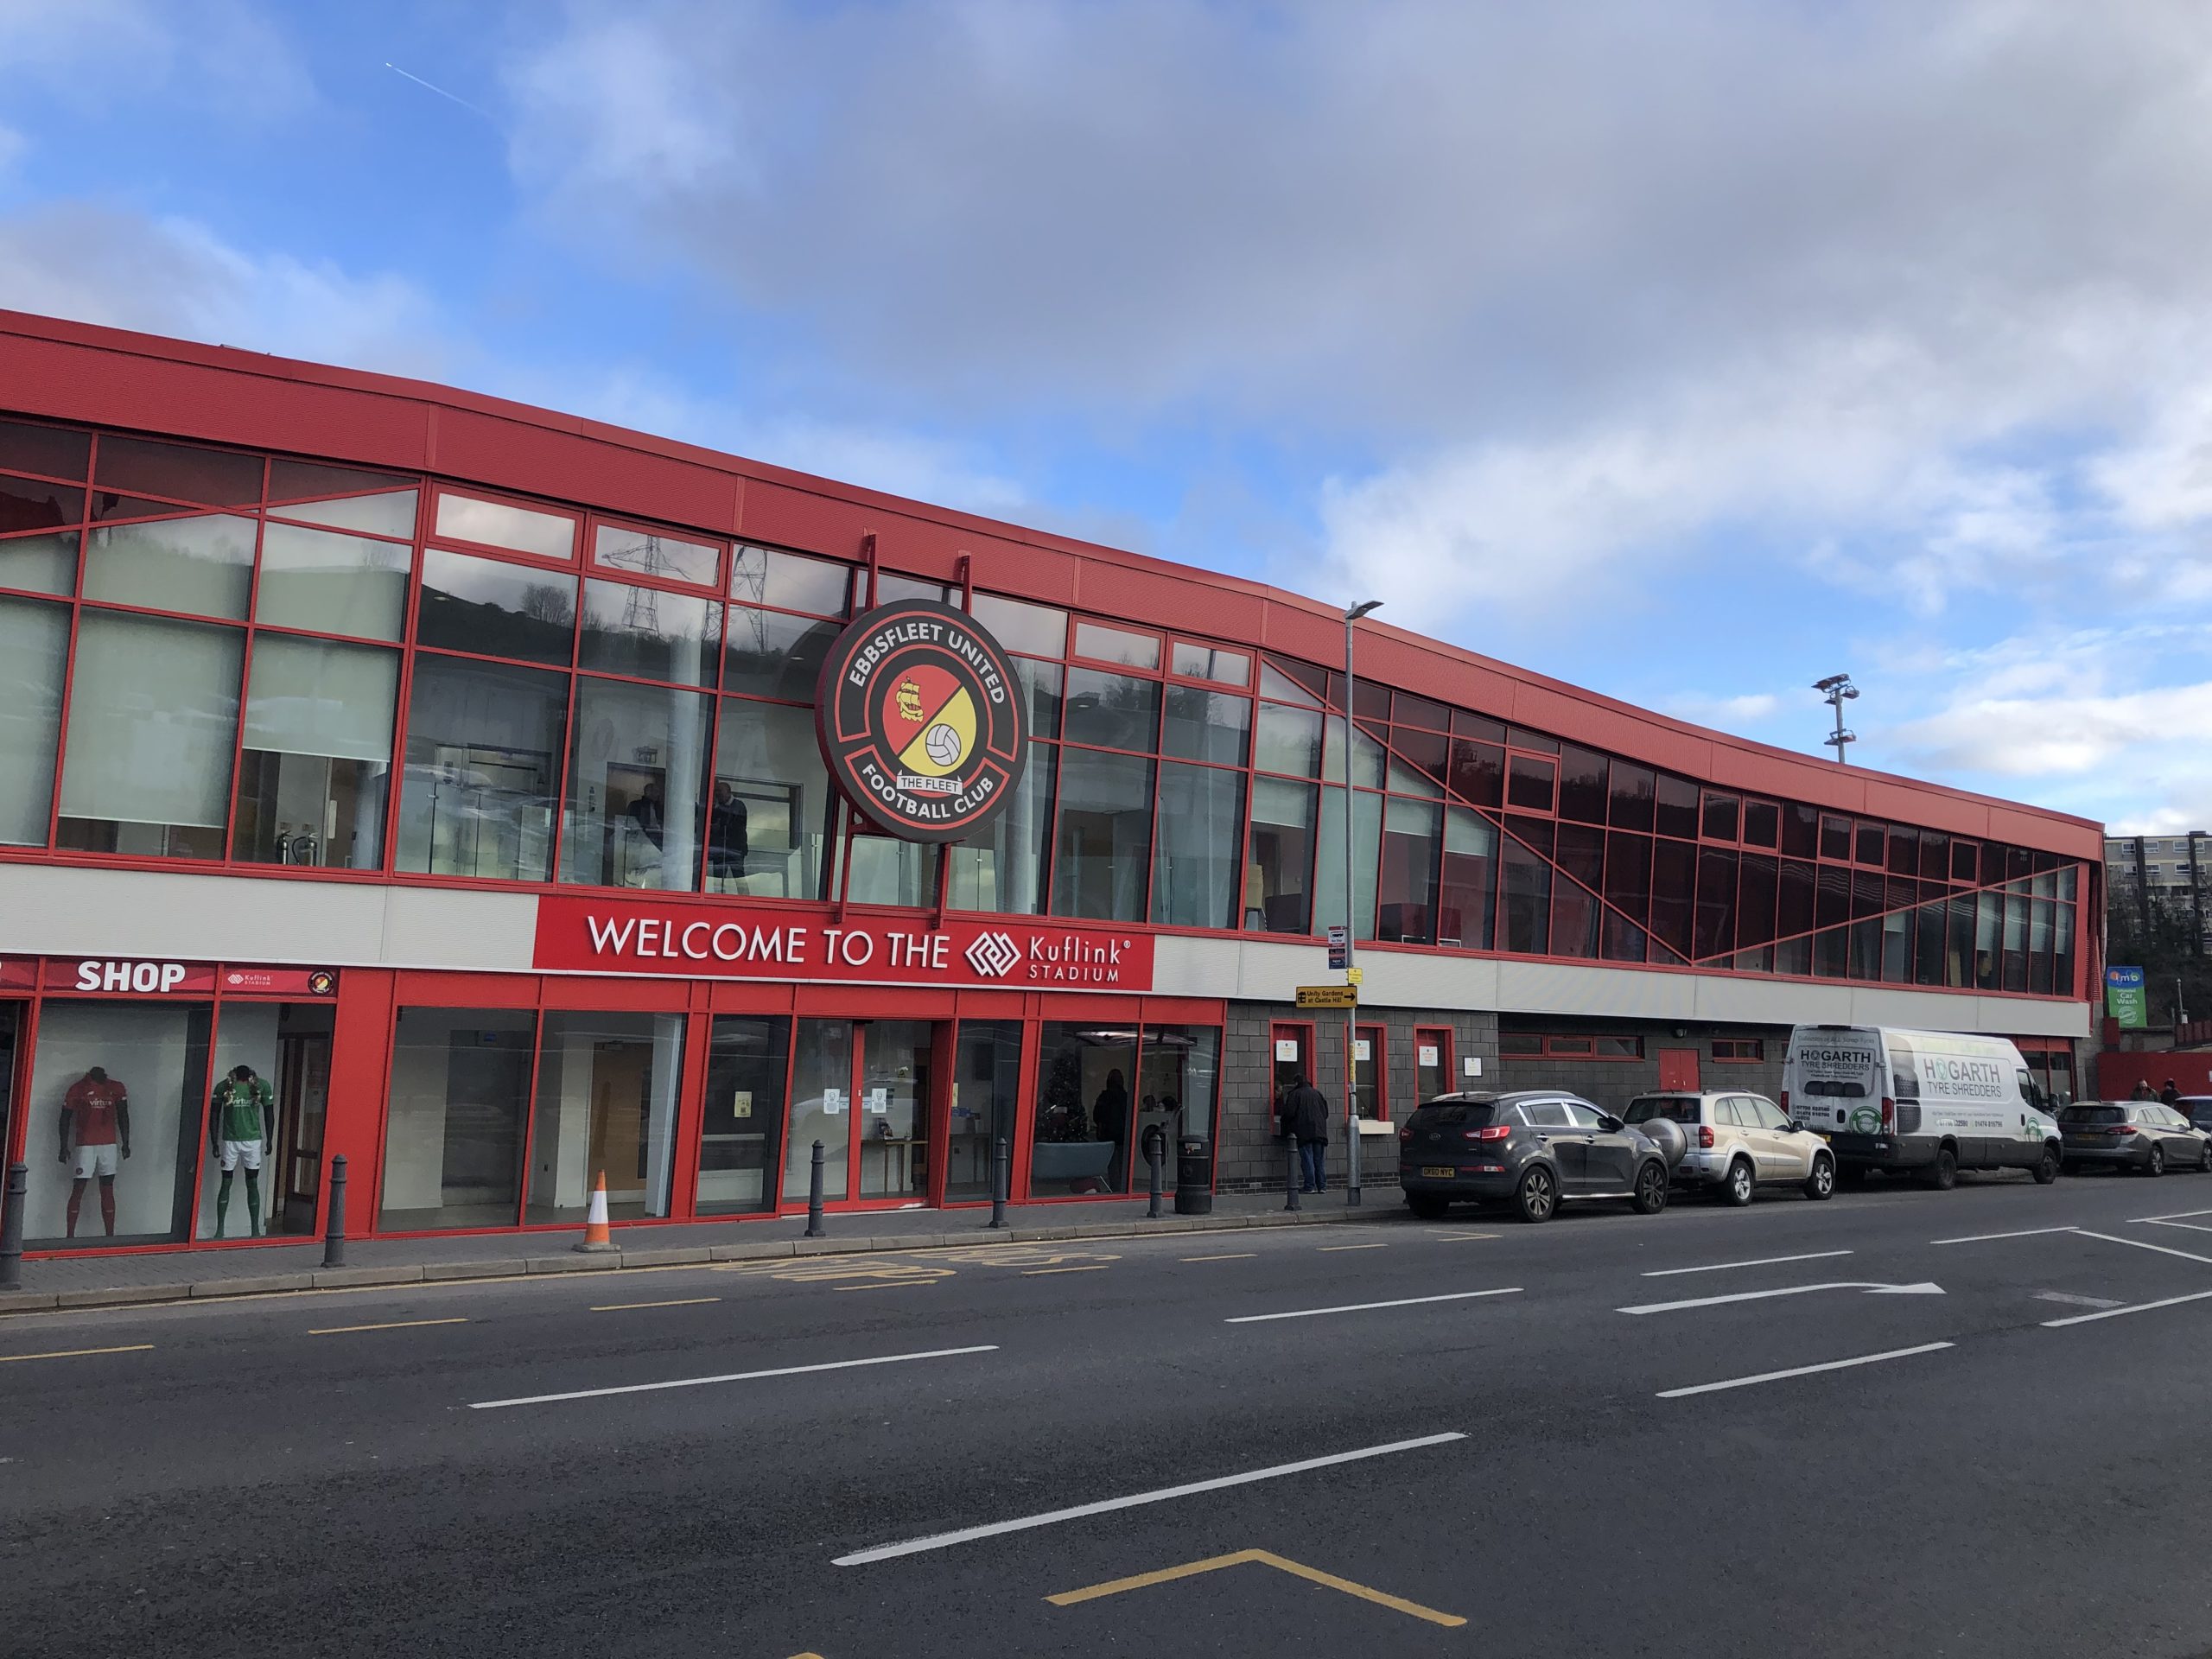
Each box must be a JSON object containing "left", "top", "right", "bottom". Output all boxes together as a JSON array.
[
  {"left": 71, "top": 1143, "right": 118, "bottom": 1179},
  {"left": 219, "top": 1139, "right": 264, "bottom": 1173}
]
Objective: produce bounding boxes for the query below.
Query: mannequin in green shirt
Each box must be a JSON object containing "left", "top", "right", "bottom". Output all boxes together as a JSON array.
[{"left": 209, "top": 1064, "right": 276, "bottom": 1238}]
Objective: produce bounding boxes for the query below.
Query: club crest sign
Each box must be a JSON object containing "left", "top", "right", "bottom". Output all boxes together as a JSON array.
[{"left": 816, "top": 598, "right": 1028, "bottom": 842}]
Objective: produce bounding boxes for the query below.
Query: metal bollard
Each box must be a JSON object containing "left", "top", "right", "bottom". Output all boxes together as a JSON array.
[
  {"left": 987, "top": 1135, "right": 1010, "bottom": 1230},
  {"left": 0, "top": 1162, "right": 25, "bottom": 1291},
  {"left": 804, "top": 1140, "right": 828, "bottom": 1239},
  {"left": 1283, "top": 1136, "right": 1302, "bottom": 1212},
  {"left": 321, "top": 1153, "right": 348, "bottom": 1269},
  {"left": 1145, "top": 1126, "right": 1166, "bottom": 1219}
]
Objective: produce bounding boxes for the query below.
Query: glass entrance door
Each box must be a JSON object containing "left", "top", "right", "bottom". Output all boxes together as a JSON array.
[
  {"left": 785, "top": 1019, "right": 855, "bottom": 1205},
  {"left": 855, "top": 1020, "right": 934, "bottom": 1203},
  {"left": 947, "top": 1020, "right": 1023, "bottom": 1202}
]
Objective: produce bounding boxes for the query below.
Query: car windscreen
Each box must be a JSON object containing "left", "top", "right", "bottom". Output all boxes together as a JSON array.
[
  {"left": 2060, "top": 1105, "right": 2126, "bottom": 1125},
  {"left": 1412, "top": 1102, "right": 1500, "bottom": 1129},
  {"left": 1624, "top": 1096, "right": 1700, "bottom": 1125}
]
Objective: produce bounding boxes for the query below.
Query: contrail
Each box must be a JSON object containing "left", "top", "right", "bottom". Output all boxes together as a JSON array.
[{"left": 385, "top": 62, "right": 495, "bottom": 122}]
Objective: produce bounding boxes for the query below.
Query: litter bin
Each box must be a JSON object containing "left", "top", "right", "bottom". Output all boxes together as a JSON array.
[{"left": 1175, "top": 1136, "right": 1213, "bottom": 1215}]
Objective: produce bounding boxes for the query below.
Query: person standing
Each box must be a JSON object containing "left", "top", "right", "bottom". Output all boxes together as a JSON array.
[
  {"left": 2160, "top": 1078, "right": 2181, "bottom": 1108},
  {"left": 1281, "top": 1071, "right": 1332, "bottom": 1194},
  {"left": 1094, "top": 1070, "right": 1131, "bottom": 1191}
]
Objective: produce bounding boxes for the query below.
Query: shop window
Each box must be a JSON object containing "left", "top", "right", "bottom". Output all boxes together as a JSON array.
[
  {"left": 97, "top": 435, "right": 261, "bottom": 507},
  {"left": 1245, "top": 775, "right": 1318, "bottom": 933},
  {"left": 1609, "top": 760, "right": 1656, "bottom": 831},
  {"left": 57, "top": 610, "right": 243, "bottom": 860},
  {"left": 1029, "top": 1023, "right": 1137, "bottom": 1198},
  {"left": 971, "top": 592, "right": 1066, "bottom": 656},
  {"left": 1062, "top": 667, "right": 1160, "bottom": 753},
  {"left": 1438, "top": 806, "right": 1497, "bottom": 950},
  {"left": 592, "top": 522, "right": 721, "bottom": 588},
  {"left": 0, "top": 418, "right": 90, "bottom": 479},
  {"left": 434, "top": 491, "right": 575, "bottom": 561},
  {"left": 0, "top": 474, "right": 81, "bottom": 533},
  {"left": 1499, "top": 1032, "right": 1543, "bottom": 1057},
  {"left": 1558, "top": 745, "right": 1608, "bottom": 823},
  {"left": 0, "top": 530, "right": 78, "bottom": 596},
  {"left": 84, "top": 513, "right": 257, "bottom": 620},
  {"left": 1151, "top": 760, "right": 1245, "bottom": 930},
  {"left": 948, "top": 740, "right": 1056, "bottom": 914},
  {"left": 254, "top": 521, "right": 410, "bottom": 642},
  {"left": 1602, "top": 830, "right": 1650, "bottom": 962},
  {"left": 709, "top": 696, "right": 833, "bottom": 899},
  {"left": 524, "top": 1011, "right": 683, "bottom": 1222},
  {"left": 0, "top": 594, "right": 67, "bottom": 844},
  {"left": 1654, "top": 772, "right": 1699, "bottom": 839},
  {"left": 1141, "top": 1025, "right": 1221, "bottom": 1160},
  {"left": 697, "top": 1014, "right": 790, "bottom": 1216},
  {"left": 1052, "top": 747, "right": 1154, "bottom": 921},
  {"left": 1072, "top": 620, "right": 1160, "bottom": 671},
  {"left": 1701, "top": 792, "right": 1739, "bottom": 842},
  {"left": 1172, "top": 643, "right": 1249, "bottom": 686},
  {"left": 1163, "top": 684, "right": 1251, "bottom": 766},
  {"left": 559, "top": 677, "right": 712, "bottom": 892},
  {"left": 1501, "top": 826, "right": 1552, "bottom": 954},
  {"left": 1553, "top": 823, "right": 1604, "bottom": 958},
  {"left": 946, "top": 1020, "right": 1025, "bottom": 1202},
  {"left": 417, "top": 548, "right": 577, "bottom": 666},
  {"left": 1712, "top": 1039, "right": 1764, "bottom": 1063},
  {"left": 266, "top": 459, "right": 417, "bottom": 537},
  {"left": 1322, "top": 716, "right": 1386, "bottom": 789},
  {"left": 195, "top": 1001, "right": 334, "bottom": 1239},
  {"left": 731, "top": 545, "right": 851, "bottom": 617},
  {"left": 1414, "top": 1028, "right": 1452, "bottom": 1101},
  {"left": 1742, "top": 799, "right": 1779, "bottom": 849},
  {"left": 721, "top": 604, "right": 842, "bottom": 702},
  {"left": 1255, "top": 702, "right": 1323, "bottom": 778},
  {"left": 1378, "top": 796, "right": 1441, "bottom": 944},
  {"left": 1353, "top": 1025, "right": 1387, "bottom": 1121},
  {"left": 394, "top": 655, "right": 567, "bottom": 883},
  {"left": 231, "top": 633, "right": 397, "bottom": 869},
  {"left": 843, "top": 824, "right": 940, "bottom": 907},
  {"left": 379, "top": 1007, "right": 534, "bottom": 1230},
  {"left": 26, "top": 998, "right": 210, "bottom": 1246},
  {"left": 579, "top": 578, "right": 720, "bottom": 688},
  {"left": 1314, "top": 787, "right": 1382, "bottom": 943}
]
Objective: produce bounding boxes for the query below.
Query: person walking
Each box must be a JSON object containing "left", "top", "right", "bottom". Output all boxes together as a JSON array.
[
  {"left": 2132, "top": 1079, "right": 2157, "bottom": 1102},
  {"left": 1281, "top": 1071, "right": 1332, "bottom": 1194},
  {"left": 2160, "top": 1078, "right": 2181, "bottom": 1108}
]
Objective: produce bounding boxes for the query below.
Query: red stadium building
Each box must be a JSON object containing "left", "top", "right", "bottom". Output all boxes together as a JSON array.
[{"left": 0, "top": 311, "right": 2101, "bottom": 1255}]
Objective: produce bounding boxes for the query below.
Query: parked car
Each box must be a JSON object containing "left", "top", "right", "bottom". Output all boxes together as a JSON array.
[
  {"left": 2179, "top": 1096, "right": 2212, "bottom": 1135},
  {"left": 1622, "top": 1091, "right": 1836, "bottom": 1204},
  {"left": 2057, "top": 1103, "right": 2212, "bottom": 1175},
  {"left": 1398, "top": 1090, "right": 1672, "bottom": 1224}
]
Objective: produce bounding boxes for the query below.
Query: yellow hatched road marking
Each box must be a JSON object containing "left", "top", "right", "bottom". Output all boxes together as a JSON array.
[
  {"left": 0, "top": 1343, "right": 153, "bottom": 1364},
  {"left": 1047, "top": 1548, "right": 1464, "bottom": 1627},
  {"left": 590, "top": 1297, "right": 722, "bottom": 1312},
  {"left": 308, "top": 1317, "right": 468, "bottom": 1336}
]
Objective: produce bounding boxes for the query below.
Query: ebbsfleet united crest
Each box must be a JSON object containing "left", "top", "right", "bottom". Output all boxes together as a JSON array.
[{"left": 815, "top": 598, "right": 1029, "bottom": 842}]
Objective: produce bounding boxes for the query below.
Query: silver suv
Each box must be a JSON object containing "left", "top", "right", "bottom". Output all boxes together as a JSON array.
[{"left": 1624, "top": 1090, "right": 1836, "bottom": 1205}]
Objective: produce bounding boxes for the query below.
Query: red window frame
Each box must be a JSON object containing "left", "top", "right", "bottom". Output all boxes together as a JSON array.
[
  {"left": 428, "top": 485, "right": 581, "bottom": 569},
  {"left": 1413, "top": 1025, "right": 1453, "bottom": 1103},
  {"left": 1711, "top": 1038, "right": 1765, "bottom": 1063},
  {"left": 1353, "top": 1022, "right": 1389, "bottom": 1122},
  {"left": 585, "top": 513, "right": 728, "bottom": 594},
  {"left": 1502, "top": 1033, "right": 1645, "bottom": 1061}
]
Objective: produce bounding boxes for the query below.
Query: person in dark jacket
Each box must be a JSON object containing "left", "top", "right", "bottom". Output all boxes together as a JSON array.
[
  {"left": 1094, "top": 1071, "right": 1131, "bottom": 1190},
  {"left": 1281, "top": 1072, "right": 1332, "bottom": 1193},
  {"left": 2161, "top": 1078, "right": 2181, "bottom": 1108}
]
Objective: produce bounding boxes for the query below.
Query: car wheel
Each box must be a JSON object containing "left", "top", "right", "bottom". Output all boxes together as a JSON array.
[
  {"left": 2033, "top": 1147, "right": 2060, "bottom": 1185},
  {"left": 1515, "top": 1164, "right": 1556, "bottom": 1224},
  {"left": 1805, "top": 1154, "right": 1836, "bottom": 1200},
  {"left": 2200, "top": 1141, "right": 2212, "bottom": 1173},
  {"left": 1631, "top": 1160, "right": 1669, "bottom": 1215},
  {"left": 1924, "top": 1147, "right": 1958, "bottom": 1191},
  {"left": 2147, "top": 1144, "right": 2165, "bottom": 1178},
  {"left": 1407, "top": 1193, "right": 1448, "bottom": 1220},
  {"left": 1719, "top": 1157, "right": 1756, "bottom": 1207}
]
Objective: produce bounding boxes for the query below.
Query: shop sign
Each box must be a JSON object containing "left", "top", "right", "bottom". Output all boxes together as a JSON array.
[
  {"left": 2106, "top": 965, "right": 2148, "bottom": 1029},
  {"left": 221, "top": 966, "right": 340, "bottom": 996},
  {"left": 534, "top": 896, "right": 1155, "bottom": 990},
  {"left": 1296, "top": 984, "right": 1357, "bottom": 1008},
  {"left": 815, "top": 599, "right": 1028, "bottom": 842},
  {"left": 0, "top": 957, "right": 34, "bottom": 990},
  {"left": 48, "top": 957, "right": 218, "bottom": 995}
]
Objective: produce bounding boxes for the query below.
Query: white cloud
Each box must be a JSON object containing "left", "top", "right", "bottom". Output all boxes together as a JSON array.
[{"left": 0, "top": 0, "right": 314, "bottom": 118}]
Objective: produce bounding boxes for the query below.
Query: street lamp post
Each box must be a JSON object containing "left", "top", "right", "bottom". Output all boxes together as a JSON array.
[{"left": 1343, "top": 599, "right": 1382, "bottom": 1205}]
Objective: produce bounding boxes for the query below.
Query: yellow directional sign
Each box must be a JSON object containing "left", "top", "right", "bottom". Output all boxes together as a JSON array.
[
  {"left": 1295, "top": 985, "right": 1358, "bottom": 1009},
  {"left": 1049, "top": 1548, "right": 1464, "bottom": 1629}
]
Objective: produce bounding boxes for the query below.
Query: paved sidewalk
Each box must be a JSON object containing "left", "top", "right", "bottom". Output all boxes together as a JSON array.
[{"left": 0, "top": 1187, "right": 1396, "bottom": 1314}]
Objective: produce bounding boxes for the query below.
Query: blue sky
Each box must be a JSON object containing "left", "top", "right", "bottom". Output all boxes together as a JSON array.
[{"left": 6, "top": 1, "right": 2212, "bottom": 833}]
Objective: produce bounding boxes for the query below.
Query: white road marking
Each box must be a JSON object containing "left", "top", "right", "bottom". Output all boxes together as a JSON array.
[
  {"left": 1619, "top": 1281, "right": 1943, "bottom": 1315},
  {"left": 2032, "top": 1291, "right": 2126, "bottom": 1310},
  {"left": 2130, "top": 1207, "right": 2212, "bottom": 1223},
  {"left": 1641, "top": 1249, "right": 1853, "bottom": 1278},
  {"left": 2043, "top": 1287, "right": 2212, "bottom": 1327},
  {"left": 2136, "top": 1218, "right": 2212, "bottom": 1235},
  {"left": 832, "top": 1433, "right": 1467, "bottom": 1566},
  {"left": 2071, "top": 1229, "right": 2212, "bottom": 1268},
  {"left": 1657, "top": 1342, "right": 1955, "bottom": 1399},
  {"left": 1931, "top": 1225, "right": 2081, "bottom": 1245},
  {"left": 467, "top": 1344, "right": 997, "bottom": 1410},
  {"left": 1224, "top": 1289, "right": 1521, "bottom": 1325}
]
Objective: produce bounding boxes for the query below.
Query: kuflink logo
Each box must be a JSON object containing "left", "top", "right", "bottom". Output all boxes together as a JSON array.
[{"left": 965, "top": 931, "right": 1021, "bottom": 978}]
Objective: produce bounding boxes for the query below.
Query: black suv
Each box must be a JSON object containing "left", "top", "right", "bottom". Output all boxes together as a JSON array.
[{"left": 1398, "top": 1090, "right": 1671, "bottom": 1223}]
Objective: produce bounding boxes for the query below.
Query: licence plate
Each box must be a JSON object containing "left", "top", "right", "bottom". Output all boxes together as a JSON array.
[{"left": 1421, "top": 1166, "right": 1458, "bottom": 1179}]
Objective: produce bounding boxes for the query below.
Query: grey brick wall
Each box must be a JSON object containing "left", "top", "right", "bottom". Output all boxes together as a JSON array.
[{"left": 1493, "top": 1020, "right": 1785, "bottom": 1112}]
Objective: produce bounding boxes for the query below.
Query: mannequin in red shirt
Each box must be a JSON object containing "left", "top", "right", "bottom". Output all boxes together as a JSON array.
[{"left": 59, "top": 1066, "right": 130, "bottom": 1238}]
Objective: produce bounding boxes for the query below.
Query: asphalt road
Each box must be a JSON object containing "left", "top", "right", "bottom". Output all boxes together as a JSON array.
[{"left": 9, "top": 1169, "right": 2212, "bottom": 1658}]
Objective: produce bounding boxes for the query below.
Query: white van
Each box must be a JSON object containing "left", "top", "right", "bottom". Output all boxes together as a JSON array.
[{"left": 1781, "top": 1025, "right": 2062, "bottom": 1188}]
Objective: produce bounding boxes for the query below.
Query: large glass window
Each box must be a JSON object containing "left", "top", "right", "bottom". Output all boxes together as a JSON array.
[
  {"left": 844, "top": 828, "right": 940, "bottom": 907},
  {"left": 380, "top": 1007, "right": 535, "bottom": 1230},
  {"left": 254, "top": 522, "right": 410, "bottom": 642},
  {"left": 857, "top": 1019, "right": 934, "bottom": 1201},
  {"left": 731, "top": 545, "right": 850, "bottom": 616},
  {"left": 1141, "top": 1025, "right": 1221, "bottom": 1160},
  {"left": 195, "top": 1001, "right": 333, "bottom": 1241},
  {"left": 266, "top": 463, "right": 417, "bottom": 538},
  {"left": 579, "top": 578, "right": 719, "bottom": 688},
  {"left": 948, "top": 1020, "right": 1024, "bottom": 1202},
  {"left": 948, "top": 740, "right": 1055, "bottom": 913},
  {"left": 434, "top": 493, "right": 575, "bottom": 560},
  {"left": 416, "top": 548, "right": 576, "bottom": 665},
  {"left": 524, "top": 1011, "right": 683, "bottom": 1221},
  {"left": 1313, "top": 787, "right": 1382, "bottom": 942},
  {"left": 721, "top": 604, "right": 841, "bottom": 701},
  {"left": 785, "top": 1018, "right": 853, "bottom": 1205},
  {"left": 1062, "top": 668, "right": 1160, "bottom": 752},
  {"left": 0, "top": 529, "right": 78, "bottom": 596},
  {"left": 395, "top": 655, "right": 567, "bottom": 882},
  {"left": 232, "top": 634, "right": 397, "bottom": 869},
  {"left": 57, "top": 610, "right": 243, "bottom": 859},
  {"left": 1162, "top": 685, "right": 1250, "bottom": 766},
  {"left": 24, "top": 1000, "right": 210, "bottom": 1247},
  {"left": 1379, "top": 796, "right": 1441, "bottom": 944},
  {"left": 710, "top": 697, "right": 833, "bottom": 899},
  {"left": 1152, "top": 761, "right": 1245, "bottom": 929},
  {"left": 697, "top": 1014, "right": 791, "bottom": 1216},
  {"left": 593, "top": 522, "right": 720, "bottom": 587},
  {"left": 559, "top": 677, "right": 711, "bottom": 891},
  {"left": 1052, "top": 747, "right": 1154, "bottom": 921},
  {"left": 1029, "top": 1024, "right": 1136, "bottom": 1198},
  {"left": 970, "top": 593, "right": 1066, "bottom": 656},
  {"left": 1255, "top": 702, "right": 1323, "bottom": 778},
  {"left": 83, "top": 514, "right": 256, "bottom": 620},
  {"left": 1501, "top": 826, "right": 1553, "bottom": 954},
  {"left": 1246, "top": 776, "right": 1318, "bottom": 932},
  {"left": 0, "top": 594, "right": 68, "bottom": 844},
  {"left": 1439, "top": 806, "right": 1497, "bottom": 950}
]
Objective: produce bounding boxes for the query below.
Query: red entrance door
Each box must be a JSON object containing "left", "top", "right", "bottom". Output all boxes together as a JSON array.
[{"left": 1658, "top": 1048, "right": 1701, "bottom": 1091}]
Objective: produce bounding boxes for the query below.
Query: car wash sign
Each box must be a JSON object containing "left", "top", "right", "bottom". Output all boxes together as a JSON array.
[
  {"left": 815, "top": 598, "right": 1027, "bottom": 842},
  {"left": 2107, "top": 965, "right": 2149, "bottom": 1029},
  {"left": 535, "top": 896, "right": 1154, "bottom": 990}
]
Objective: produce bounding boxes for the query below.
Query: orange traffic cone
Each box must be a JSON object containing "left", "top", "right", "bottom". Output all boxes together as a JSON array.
[{"left": 573, "top": 1170, "right": 618, "bottom": 1254}]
